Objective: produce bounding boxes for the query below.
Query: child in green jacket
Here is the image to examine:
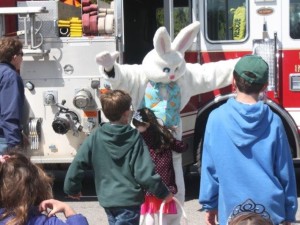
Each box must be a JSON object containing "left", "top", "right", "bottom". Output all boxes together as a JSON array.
[{"left": 64, "top": 89, "right": 173, "bottom": 225}]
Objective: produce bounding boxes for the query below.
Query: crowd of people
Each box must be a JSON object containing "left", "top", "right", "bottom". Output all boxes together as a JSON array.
[{"left": 0, "top": 36, "right": 298, "bottom": 225}]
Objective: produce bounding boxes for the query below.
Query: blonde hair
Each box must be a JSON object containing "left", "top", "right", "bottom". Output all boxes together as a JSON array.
[
  {"left": 229, "top": 213, "right": 273, "bottom": 225},
  {"left": 0, "top": 151, "right": 53, "bottom": 225},
  {"left": 100, "top": 89, "right": 132, "bottom": 122}
]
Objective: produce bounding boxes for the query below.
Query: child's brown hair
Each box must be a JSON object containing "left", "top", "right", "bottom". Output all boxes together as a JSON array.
[
  {"left": 0, "top": 37, "right": 23, "bottom": 62},
  {"left": 0, "top": 151, "right": 53, "bottom": 225},
  {"left": 100, "top": 89, "right": 132, "bottom": 122},
  {"left": 233, "top": 71, "right": 266, "bottom": 94}
]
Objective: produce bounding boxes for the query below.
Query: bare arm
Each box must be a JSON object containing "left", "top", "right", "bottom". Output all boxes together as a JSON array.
[{"left": 39, "top": 199, "right": 76, "bottom": 218}]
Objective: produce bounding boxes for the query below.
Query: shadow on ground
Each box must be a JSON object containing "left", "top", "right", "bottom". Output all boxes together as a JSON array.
[
  {"left": 184, "top": 165, "right": 200, "bottom": 201},
  {"left": 47, "top": 169, "right": 98, "bottom": 202}
]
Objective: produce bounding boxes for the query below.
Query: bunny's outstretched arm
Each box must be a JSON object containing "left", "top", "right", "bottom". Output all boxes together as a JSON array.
[
  {"left": 96, "top": 51, "right": 119, "bottom": 74},
  {"left": 178, "top": 58, "right": 239, "bottom": 109},
  {"left": 96, "top": 51, "right": 149, "bottom": 109},
  {"left": 99, "top": 63, "right": 148, "bottom": 110}
]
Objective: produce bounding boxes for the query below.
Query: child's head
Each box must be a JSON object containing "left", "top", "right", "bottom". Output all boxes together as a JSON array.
[
  {"left": 229, "top": 213, "right": 273, "bottom": 225},
  {"left": 132, "top": 108, "right": 174, "bottom": 151},
  {"left": 0, "top": 151, "right": 53, "bottom": 225},
  {"left": 132, "top": 108, "right": 158, "bottom": 132},
  {"left": 233, "top": 55, "right": 269, "bottom": 94},
  {"left": 100, "top": 89, "right": 132, "bottom": 123}
]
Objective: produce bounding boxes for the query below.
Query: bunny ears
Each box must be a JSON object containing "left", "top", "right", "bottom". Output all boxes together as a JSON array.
[{"left": 153, "top": 21, "right": 200, "bottom": 56}]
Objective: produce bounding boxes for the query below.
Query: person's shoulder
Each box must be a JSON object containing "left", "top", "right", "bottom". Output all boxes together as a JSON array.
[
  {"left": 209, "top": 103, "right": 226, "bottom": 118},
  {"left": 1, "top": 68, "right": 17, "bottom": 79},
  {"left": 26, "top": 211, "right": 48, "bottom": 224},
  {"left": 65, "top": 214, "right": 89, "bottom": 225},
  {"left": 27, "top": 211, "right": 88, "bottom": 225},
  {"left": 264, "top": 106, "right": 283, "bottom": 125}
]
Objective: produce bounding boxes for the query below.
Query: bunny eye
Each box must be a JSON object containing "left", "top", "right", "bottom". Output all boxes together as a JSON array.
[
  {"left": 163, "top": 67, "right": 170, "bottom": 73},
  {"left": 175, "top": 67, "right": 179, "bottom": 72}
]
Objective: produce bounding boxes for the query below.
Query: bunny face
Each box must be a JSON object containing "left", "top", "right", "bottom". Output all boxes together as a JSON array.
[
  {"left": 141, "top": 21, "right": 200, "bottom": 85},
  {"left": 142, "top": 49, "right": 186, "bottom": 83}
]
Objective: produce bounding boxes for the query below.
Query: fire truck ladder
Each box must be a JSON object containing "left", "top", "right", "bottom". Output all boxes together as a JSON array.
[{"left": 0, "top": 6, "right": 49, "bottom": 55}]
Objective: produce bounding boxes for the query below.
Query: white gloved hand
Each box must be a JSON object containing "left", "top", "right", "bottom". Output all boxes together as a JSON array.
[{"left": 95, "top": 51, "right": 119, "bottom": 72}]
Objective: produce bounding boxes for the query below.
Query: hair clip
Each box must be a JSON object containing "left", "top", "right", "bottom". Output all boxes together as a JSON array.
[
  {"left": 0, "top": 155, "right": 11, "bottom": 163},
  {"left": 133, "top": 111, "right": 143, "bottom": 122}
]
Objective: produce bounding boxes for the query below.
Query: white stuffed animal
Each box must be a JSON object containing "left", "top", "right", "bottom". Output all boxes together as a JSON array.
[{"left": 96, "top": 21, "right": 238, "bottom": 225}]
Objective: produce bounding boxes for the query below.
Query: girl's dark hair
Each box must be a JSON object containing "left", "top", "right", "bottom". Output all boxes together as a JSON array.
[
  {"left": 132, "top": 108, "right": 174, "bottom": 152},
  {"left": 0, "top": 151, "right": 53, "bottom": 225}
]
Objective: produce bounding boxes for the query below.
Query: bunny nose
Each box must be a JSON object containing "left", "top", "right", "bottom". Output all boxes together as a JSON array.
[{"left": 169, "top": 75, "right": 175, "bottom": 80}]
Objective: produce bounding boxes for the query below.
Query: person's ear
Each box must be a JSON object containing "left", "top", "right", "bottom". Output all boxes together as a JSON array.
[
  {"left": 232, "top": 78, "right": 237, "bottom": 91},
  {"left": 11, "top": 55, "right": 17, "bottom": 61},
  {"left": 122, "top": 110, "right": 130, "bottom": 117}
]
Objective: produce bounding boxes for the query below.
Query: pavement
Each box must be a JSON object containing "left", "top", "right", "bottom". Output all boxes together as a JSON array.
[{"left": 50, "top": 166, "right": 300, "bottom": 225}]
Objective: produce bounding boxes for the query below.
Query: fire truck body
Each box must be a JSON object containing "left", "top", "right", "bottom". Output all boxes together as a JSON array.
[
  {"left": 0, "top": 0, "right": 299, "bottom": 164},
  {"left": 192, "top": 0, "right": 300, "bottom": 163}
]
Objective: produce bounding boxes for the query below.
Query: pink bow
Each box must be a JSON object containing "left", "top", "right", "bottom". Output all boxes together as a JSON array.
[{"left": 0, "top": 155, "right": 11, "bottom": 163}]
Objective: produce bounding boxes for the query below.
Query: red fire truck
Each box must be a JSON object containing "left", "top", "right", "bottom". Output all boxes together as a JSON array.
[{"left": 0, "top": 0, "right": 299, "bottom": 166}]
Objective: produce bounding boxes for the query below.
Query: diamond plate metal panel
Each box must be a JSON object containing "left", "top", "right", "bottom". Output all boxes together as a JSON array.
[{"left": 17, "top": 1, "right": 81, "bottom": 38}]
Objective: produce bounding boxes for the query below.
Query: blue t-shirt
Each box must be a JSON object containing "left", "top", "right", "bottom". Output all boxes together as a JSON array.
[{"left": 0, "top": 208, "right": 88, "bottom": 225}]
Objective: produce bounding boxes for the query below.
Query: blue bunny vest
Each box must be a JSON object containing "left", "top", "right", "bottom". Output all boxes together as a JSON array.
[{"left": 141, "top": 81, "right": 181, "bottom": 128}]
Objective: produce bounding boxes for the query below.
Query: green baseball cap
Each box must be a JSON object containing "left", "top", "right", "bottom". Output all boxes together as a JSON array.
[{"left": 234, "top": 55, "right": 269, "bottom": 84}]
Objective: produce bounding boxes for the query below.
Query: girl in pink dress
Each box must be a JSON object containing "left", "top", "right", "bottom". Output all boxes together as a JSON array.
[{"left": 132, "top": 108, "right": 187, "bottom": 225}]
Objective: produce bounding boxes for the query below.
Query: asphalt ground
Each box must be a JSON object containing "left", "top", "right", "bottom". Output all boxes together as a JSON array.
[{"left": 48, "top": 165, "right": 300, "bottom": 225}]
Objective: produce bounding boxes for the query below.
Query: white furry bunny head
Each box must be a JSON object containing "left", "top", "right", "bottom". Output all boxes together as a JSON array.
[{"left": 142, "top": 21, "right": 200, "bottom": 84}]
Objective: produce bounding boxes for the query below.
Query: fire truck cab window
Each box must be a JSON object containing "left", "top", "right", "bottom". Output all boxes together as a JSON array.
[
  {"left": 206, "top": 0, "right": 248, "bottom": 42},
  {"left": 156, "top": 5, "right": 191, "bottom": 37},
  {"left": 290, "top": 0, "right": 300, "bottom": 39}
]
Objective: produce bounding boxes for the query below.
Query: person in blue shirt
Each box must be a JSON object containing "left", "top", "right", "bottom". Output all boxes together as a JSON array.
[
  {"left": 0, "top": 37, "right": 25, "bottom": 153},
  {"left": 199, "top": 55, "right": 298, "bottom": 225}
]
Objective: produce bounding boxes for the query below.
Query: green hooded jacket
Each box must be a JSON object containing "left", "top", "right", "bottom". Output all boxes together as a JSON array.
[{"left": 64, "top": 123, "right": 169, "bottom": 207}]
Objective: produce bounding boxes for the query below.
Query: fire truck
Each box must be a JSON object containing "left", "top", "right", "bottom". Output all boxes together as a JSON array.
[{"left": 0, "top": 0, "right": 299, "bottom": 166}]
